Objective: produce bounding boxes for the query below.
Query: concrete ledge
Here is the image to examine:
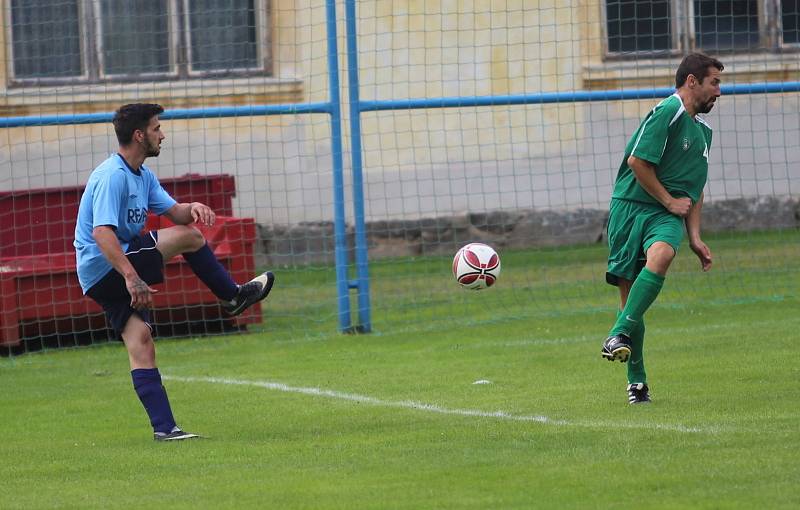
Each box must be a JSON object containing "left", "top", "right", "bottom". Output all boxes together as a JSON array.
[{"left": 256, "top": 197, "right": 799, "bottom": 266}]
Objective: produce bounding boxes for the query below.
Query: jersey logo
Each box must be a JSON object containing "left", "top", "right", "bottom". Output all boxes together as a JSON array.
[
  {"left": 127, "top": 207, "right": 148, "bottom": 224},
  {"left": 682, "top": 137, "right": 690, "bottom": 151}
]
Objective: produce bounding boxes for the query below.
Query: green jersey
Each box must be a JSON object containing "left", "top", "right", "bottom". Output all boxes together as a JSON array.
[{"left": 611, "top": 93, "right": 712, "bottom": 205}]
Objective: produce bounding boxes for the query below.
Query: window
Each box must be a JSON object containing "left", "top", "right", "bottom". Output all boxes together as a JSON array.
[
  {"left": 604, "top": 0, "right": 800, "bottom": 56},
  {"left": 7, "top": 0, "right": 270, "bottom": 84},
  {"left": 188, "top": 0, "right": 259, "bottom": 72},
  {"left": 99, "top": 0, "right": 172, "bottom": 77},
  {"left": 10, "top": 0, "right": 83, "bottom": 79},
  {"left": 606, "top": 1, "right": 674, "bottom": 53},
  {"left": 694, "top": 0, "right": 760, "bottom": 51},
  {"left": 785, "top": 0, "right": 800, "bottom": 44}
]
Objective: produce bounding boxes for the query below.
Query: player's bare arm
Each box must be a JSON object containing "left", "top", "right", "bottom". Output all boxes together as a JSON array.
[
  {"left": 685, "top": 192, "right": 712, "bottom": 272},
  {"left": 163, "top": 202, "right": 216, "bottom": 226},
  {"left": 92, "top": 225, "right": 158, "bottom": 309},
  {"left": 627, "top": 155, "right": 692, "bottom": 217}
]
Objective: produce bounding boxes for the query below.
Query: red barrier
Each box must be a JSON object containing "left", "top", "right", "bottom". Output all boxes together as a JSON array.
[
  {"left": 0, "top": 173, "right": 235, "bottom": 258},
  {"left": 0, "top": 174, "right": 258, "bottom": 347}
]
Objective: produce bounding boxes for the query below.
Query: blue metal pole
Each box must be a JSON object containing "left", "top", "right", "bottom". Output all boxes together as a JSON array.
[
  {"left": 344, "top": 0, "right": 371, "bottom": 333},
  {"left": 324, "top": 0, "right": 352, "bottom": 332}
]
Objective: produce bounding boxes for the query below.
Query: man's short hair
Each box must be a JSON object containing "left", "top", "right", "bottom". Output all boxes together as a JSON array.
[
  {"left": 675, "top": 53, "right": 724, "bottom": 88},
  {"left": 113, "top": 103, "right": 164, "bottom": 145}
]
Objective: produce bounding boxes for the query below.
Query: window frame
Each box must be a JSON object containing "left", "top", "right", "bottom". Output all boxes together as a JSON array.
[
  {"left": 602, "top": 0, "right": 800, "bottom": 60},
  {"left": 5, "top": 0, "right": 272, "bottom": 87}
]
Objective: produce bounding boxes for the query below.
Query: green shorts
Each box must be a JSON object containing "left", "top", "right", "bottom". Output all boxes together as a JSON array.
[{"left": 606, "top": 198, "right": 684, "bottom": 286}]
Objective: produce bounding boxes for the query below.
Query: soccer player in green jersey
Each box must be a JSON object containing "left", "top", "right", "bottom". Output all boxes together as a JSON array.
[{"left": 601, "top": 53, "right": 724, "bottom": 404}]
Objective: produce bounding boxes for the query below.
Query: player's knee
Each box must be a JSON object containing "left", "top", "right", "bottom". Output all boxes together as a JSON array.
[
  {"left": 124, "top": 329, "right": 156, "bottom": 367},
  {"left": 654, "top": 242, "right": 676, "bottom": 260},
  {"left": 138, "top": 338, "right": 156, "bottom": 364},
  {"left": 180, "top": 225, "right": 206, "bottom": 251},
  {"left": 646, "top": 242, "right": 676, "bottom": 272}
]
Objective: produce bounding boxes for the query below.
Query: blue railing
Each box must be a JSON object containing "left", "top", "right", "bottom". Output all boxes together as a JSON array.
[{"left": 0, "top": 103, "right": 333, "bottom": 128}]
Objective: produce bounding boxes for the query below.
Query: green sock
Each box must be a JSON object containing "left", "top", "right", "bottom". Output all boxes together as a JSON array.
[
  {"left": 610, "top": 268, "right": 664, "bottom": 337},
  {"left": 626, "top": 319, "right": 646, "bottom": 384}
]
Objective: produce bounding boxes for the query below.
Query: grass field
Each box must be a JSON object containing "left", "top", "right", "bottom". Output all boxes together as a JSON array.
[{"left": 1, "top": 230, "right": 798, "bottom": 509}]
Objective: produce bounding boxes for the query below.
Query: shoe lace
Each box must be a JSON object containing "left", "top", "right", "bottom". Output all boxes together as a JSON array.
[{"left": 237, "top": 281, "right": 262, "bottom": 301}]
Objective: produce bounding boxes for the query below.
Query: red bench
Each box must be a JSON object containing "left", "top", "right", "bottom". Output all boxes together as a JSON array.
[{"left": 0, "top": 174, "right": 259, "bottom": 347}]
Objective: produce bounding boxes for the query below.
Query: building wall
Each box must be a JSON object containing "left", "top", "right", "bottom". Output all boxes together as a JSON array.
[{"left": 0, "top": 1, "right": 798, "bottom": 225}]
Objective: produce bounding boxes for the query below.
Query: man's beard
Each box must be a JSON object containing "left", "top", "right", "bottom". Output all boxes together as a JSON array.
[
  {"left": 143, "top": 139, "right": 161, "bottom": 157},
  {"left": 697, "top": 99, "right": 716, "bottom": 114}
]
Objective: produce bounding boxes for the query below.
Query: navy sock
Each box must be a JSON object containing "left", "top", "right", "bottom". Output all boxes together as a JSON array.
[
  {"left": 182, "top": 243, "right": 239, "bottom": 301},
  {"left": 131, "top": 368, "right": 177, "bottom": 434}
]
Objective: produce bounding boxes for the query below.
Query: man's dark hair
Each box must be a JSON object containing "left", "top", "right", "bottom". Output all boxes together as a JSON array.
[
  {"left": 675, "top": 53, "right": 724, "bottom": 88},
  {"left": 113, "top": 103, "right": 164, "bottom": 145}
]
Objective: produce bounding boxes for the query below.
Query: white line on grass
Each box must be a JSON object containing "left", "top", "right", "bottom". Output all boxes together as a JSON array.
[{"left": 163, "top": 375, "right": 716, "bottom": 434}]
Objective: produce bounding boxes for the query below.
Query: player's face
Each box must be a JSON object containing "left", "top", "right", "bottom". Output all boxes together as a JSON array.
[
  {"left": 695, "top": 67, "right": 721, "bottom": 114},
  {"left": 141, "top": 116, "right": 165, "bottom": 157}
]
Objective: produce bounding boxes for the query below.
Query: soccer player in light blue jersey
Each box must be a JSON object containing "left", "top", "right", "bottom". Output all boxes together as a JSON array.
[
  {"left": 75, "top": 104, "right": 275, "bottom": 440},
  {"left": 601, "top": 54, "right": 723, "bottom": 404}
]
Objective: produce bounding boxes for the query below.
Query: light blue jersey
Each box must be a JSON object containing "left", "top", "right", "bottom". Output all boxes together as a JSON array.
[{"left": 74, "top": 154, "right": 176, "bottom": 293}]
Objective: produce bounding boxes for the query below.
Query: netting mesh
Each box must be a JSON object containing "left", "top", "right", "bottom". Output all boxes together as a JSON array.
[{"left": 1, "top": 0, "right": 798, "bottom": 352}]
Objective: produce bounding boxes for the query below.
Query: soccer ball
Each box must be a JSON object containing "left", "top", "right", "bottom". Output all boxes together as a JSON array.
[{"left": 452, "top": 243, "right": 501, "bottom": 290}]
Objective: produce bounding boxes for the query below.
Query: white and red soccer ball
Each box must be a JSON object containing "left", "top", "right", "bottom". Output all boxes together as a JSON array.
[{"left": 452, "top": 243, "right": 501, "bottom": 290}]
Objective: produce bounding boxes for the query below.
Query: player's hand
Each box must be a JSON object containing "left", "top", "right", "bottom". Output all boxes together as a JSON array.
[
  {"left": 190, "top": 202, "right": 216, "bottom": 226},
  {"left": 690, "top": 240, "right": 712, "bottom": 272},
  {"left": 126, "top": 275, "right": 158, "bottom": 310},
  {"left": 666, "top": 197, "right": 692, "bottom": 217}
]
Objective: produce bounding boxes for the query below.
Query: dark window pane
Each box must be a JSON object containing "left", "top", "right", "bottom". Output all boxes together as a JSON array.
[
  {"left": 606, "top": 0, "right": 672, "bottom": 53},
  {"left": 784, "top": 0, "right": 800, "bottom": 44},
  {"left": 101, "top": 0, "right": 170, "bottom": 75},
  {"left": 694, "top": 0, "right": 760, "bottom": 50},
  {"left": 11, "top": 0, "right": 82, "bottom": 78},
  {"left": 189, "top": 0, "right": 258, "bottom": 71}
]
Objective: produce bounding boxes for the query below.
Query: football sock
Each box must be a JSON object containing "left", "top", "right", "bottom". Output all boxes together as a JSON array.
[
  {"left": 131, "top": 368, "right": 177, "bottom": 434},
  {"left": 626, "top": 317, "right": 646, "bottom": 384},
  {"left": 182, "top": 243, "right": 239, "bottom": 301},
  {"left": 610, "top": 268, "right": 664, "bottom": 338}
]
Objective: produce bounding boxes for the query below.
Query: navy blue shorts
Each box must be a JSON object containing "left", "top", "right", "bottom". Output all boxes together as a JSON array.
[{"left": 86, "top": 231, "right": 164, "bottom": 339}]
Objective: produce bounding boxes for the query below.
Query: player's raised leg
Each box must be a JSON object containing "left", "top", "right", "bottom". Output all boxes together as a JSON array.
[
  {"left": 602, "top": 279, "right": 633, "bottom": 362},
  {"left": 602, "top": 276, "right": 649, "bottom": 402},
  {"left": 604, "top": 242, "right": 673, "bottom": 362},
  {"left": 154, "top": 225, "right": 275, "bottom": 316}
]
